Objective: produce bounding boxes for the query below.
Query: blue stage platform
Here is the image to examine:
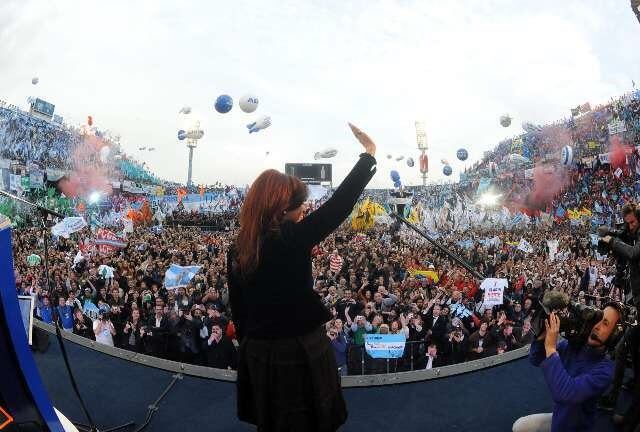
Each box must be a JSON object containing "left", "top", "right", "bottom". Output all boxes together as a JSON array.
[{"left": 33, "top": 334, "right": 628, "bottom": 432}]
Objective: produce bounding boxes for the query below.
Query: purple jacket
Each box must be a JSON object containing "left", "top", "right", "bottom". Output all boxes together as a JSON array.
[{"left": 529, "top": 339, "right": 613, "bottom": 432}]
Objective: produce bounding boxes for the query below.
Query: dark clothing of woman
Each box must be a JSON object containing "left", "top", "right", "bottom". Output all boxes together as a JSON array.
[{"left": 229, "top": 153, "right": 376, "bottom": 432}]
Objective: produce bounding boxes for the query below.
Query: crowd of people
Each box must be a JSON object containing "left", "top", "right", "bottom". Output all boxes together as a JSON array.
[{"left": 5, "top": 88, "right": 640, "bottom": 380}]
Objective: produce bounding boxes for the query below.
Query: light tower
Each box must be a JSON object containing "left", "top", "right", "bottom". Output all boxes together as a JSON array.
[
  {"left": 185, "top": 121, "right": 204, "bottom": 187},
  {"left": 415, "top": 121, "right": 428, "bottom": 186}
]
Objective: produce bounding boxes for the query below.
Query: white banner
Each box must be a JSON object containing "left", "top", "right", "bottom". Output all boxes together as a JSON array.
[
  {"left": 480, "top": 278, "right": 507, "bottom": 307},
  {"left": 547, "top": 239, "right": 559, "bottom": 262},
  {"left": 517, "top": 238, "right": 533, "bottom": 253},
  {"left": 51, "top": 217, "right": 87, "bottom": 238},
  {"left": 608, "top": 119, "right": 627, "bottom": 135},
  {"left": 598, "top": 153, "right": 610, "bottom": 164}
]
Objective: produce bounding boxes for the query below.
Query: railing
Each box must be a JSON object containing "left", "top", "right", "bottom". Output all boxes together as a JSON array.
[{"left": 34, "top": 321, "right": 530, "bottom": 387}]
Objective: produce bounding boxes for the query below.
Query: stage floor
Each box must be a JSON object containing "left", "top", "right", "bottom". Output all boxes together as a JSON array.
[{"left": 34, "top": 338, "right": 627, "bottom": 431}]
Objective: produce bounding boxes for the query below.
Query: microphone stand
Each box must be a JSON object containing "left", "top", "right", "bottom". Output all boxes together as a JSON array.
[
  {"left": 390, "top": 212, "right": 485, "bottom": 280},
  {"left": 0, "top": 190, "right": 134, "bottom": 432}
]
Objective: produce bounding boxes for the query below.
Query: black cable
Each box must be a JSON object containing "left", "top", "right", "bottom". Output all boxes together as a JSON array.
[
  {"left": 390, "top": 212, "right": 485, "bottom": 280},
  {"left": 133, "top": 374, "right": 182, "bottom": 432}
]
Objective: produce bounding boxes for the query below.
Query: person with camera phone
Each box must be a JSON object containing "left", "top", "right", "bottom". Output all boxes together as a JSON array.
[
  {"left": 93, "top": 311, "right": 116, "bottom": 347},
  {"left": 512, "top": 302, "right": 624, "bottom": 432}
]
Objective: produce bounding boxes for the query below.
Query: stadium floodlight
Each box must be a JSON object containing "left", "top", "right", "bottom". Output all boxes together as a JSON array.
[
  {"left": 88, "top": 191, "right": 101, "bottom": 204},
  {"left": 477, "top": 192, "right": 501, "bottom": 207}
]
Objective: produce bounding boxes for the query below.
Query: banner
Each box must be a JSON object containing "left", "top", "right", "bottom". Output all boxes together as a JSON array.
[
  {"left": 517, "top": 238, "right": 533, "bottom": 253},
  {"left": 364, "top": 334, "right": 406, "bottom": 359},
  {"left": 598, "top": 153, "right": 610, "bottom": 164},
  {"left": 608, "top": 119, "right": 627, "bottom": 135},
  {"left": 547, "top": 239, "right": 559, "bottom": 261},
  {"left": 94, "top": 228, "right": 127, "bottom": 254},
  {"left": 480, "top": 278, "right": 507, "bottom": 307},
  {"left": 164, "top": 264, "right": 202, "bottom": 290},
  {"left": 51, "top": 217, "right": 87, "bottom": 238},
  {"left": 82, "top": 300, "right": 100, "bottom": 320}
]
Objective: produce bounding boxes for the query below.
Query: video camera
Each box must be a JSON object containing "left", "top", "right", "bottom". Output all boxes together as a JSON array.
[
  {"left": 596, "top": 225, "right": 626, "bottom": 256},
  {"left": 531, "top": 291, "right": 608, "bottom": 347}
]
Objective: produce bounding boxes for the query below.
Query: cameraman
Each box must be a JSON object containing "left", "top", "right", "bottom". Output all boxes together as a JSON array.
[{"left": 512, "top": 305, "right": 622, "bottom": 432}]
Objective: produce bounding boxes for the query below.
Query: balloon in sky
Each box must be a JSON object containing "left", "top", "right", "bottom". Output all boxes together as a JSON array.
[
  {"left": 561, "top": 145, "right": 573, "bottom": 166},
  {"left": 139, "top": 147, "right": 146, "bottom": 151},
  {"left": 148, "top": 147, "right": 156, "bottom": 151},
  {"left": 500, "top": 114, "right": 511, "bottom": 127},
  {"left": 406, "top": 157, "right": 415, "bottom": 167},
  {"left": 386, "top": 154, "right": 392, "bottom": 159},
  {"left": 456, "top": 148, "right": 468, "bottom": 161},
  {"left": 390, "top": 170, "right": 401, "bottom": 188},
  {"left": 31, "top": 77, "right": 39, "bottom": 85},
  {"left": 178, "top": 130, "right": 187, "bottom": 140},
  {"left": 314, "top": 148, "right": 338, "bottom": 160},
  {"left": 179, "top": 106, "right": 192, "bottom": 114},
  {"left": 239, "top": 94, "right": 259, "bottom": 113},
  {"left": 87, "top": 116, "right": 93, "bottom": 126},
  {"left": 395, "top": 155, "right": 404, "bottom": 161},
  {"left": 440, "top": 159, "right": 449, "bottom": 165},
  {"left": 214, "top": 95, "right": 233, "bottom": 113},
  {"left": 246, "top": 116, "right": 271, "bottom": 133},
  {"left": 443, "top": 165, "right": 452, "bottom": 176}
]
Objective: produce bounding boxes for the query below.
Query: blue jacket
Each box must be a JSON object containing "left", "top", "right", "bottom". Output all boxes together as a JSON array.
[
  {"left": 529, "top": 339, "right": 613, "bottom": 432},
  {"left": 331, "top": 334, "right": 348, "bottom": 367}
]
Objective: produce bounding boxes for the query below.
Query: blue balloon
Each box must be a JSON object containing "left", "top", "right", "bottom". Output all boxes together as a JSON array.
[
  {"left": 178, "top": 129, "right": 187, "bottom": 140},
  {"left": 393, "top": 181, "right": 402, "bottom": 188},
  {"left": 456, "top": 148, "right": 468, "bottom": 161},
  {"left": 443, "top": 165, "right": 452, "bottom": 176},
  {"left": 214, "top": 95, "right": 233, "bottom": 113},
  {"left": 390, "top": 170, "right": 400, "bottom": 183}
]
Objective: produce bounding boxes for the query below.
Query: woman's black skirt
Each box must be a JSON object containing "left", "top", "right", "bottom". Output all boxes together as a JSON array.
[{"left": 236, "top": 326, "right": 347, "bottom": 432}]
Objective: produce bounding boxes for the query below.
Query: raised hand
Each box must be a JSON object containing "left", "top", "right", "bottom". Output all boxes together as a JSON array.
[{"left": 348, "top": 123, "right": 376, "bottom": 157}]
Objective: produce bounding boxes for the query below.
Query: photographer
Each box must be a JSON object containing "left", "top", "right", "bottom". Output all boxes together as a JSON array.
[
  {"left": 93, "top": 311, "right": 116, "bottom": 347},
  {"left": 597, "top": 203, "right": 640, "bottom": 417},
  {"left": 512, "top": 305, "right": 623, "bottom": 432}
]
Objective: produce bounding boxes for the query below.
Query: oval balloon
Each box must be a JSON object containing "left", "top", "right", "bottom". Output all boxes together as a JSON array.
[
  {"left": 31, "top": 77, "right": 39, "bottom": 85},
  {"left": 443, "top": 165, "right": 452, "bottom": 176},
  {"left": 419, "top": 154, "right": 428, "bottom": 174},
  {"left": 179, "top": 106, "right": 192, "bottom": 114},
  {"left": 406, "top": 157, "right": 415, "bottom": 167},
  {"left": 500, "top": 114, "right": 511, "bottom": 127},
  {"left": 386, "top": 154, "right": 392, "bottom": 159},
  {"left": 214, "top": 95, "right": 233, "bottom": 113},
  {"left": 239, "top": 94, "right": 259, "bottom": 113},
  {"left": 456, "top": 148, "right": 468, "bottom": 161},
  {"left": 395, "top": 155, "right": 404, "bottom": 161},
  {"left": 440, "top": 159, "right": 449, "bottom": 165},
  {"left": 561, "top": 145, "right": 573, "bottom": 166},
  {"left": 178, "top": 130, "right": 187, "bottom": 140},
  {"left": 390, "top": 170, "right": 400, "bottom": 184}
]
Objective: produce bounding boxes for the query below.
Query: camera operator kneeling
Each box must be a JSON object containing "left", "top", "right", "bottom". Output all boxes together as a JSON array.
[{"left": 512, "top": 305, "right": 623, "bottom": 432}]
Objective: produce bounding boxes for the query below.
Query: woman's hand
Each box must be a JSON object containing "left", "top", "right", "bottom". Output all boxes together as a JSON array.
[{"left": 349, "top": 123, "right": 376, "bottom": 157}]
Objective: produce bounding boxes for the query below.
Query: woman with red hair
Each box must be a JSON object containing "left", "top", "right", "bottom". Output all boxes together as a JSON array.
[{"left": 228, "top": 123, "right": 377, "bottom": 431}]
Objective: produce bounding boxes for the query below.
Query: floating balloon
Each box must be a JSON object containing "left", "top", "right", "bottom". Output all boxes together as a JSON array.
[
  {"left": 386, "top": 154, "right": 392, "bottom": 159},
  {"left": 406, "top": 157, "right": 415, "bottom": 167},
  {"left": 179, "top": 106, "right": 192, "bottom": 114},
  {"left": 139, "top": 147, "right": 146, "bottom": 151},
  {"left": 31, "top": 77, "right": 39, "bottom": 85},
  {"left": 148, "top": 147, "right": 156, "bottom": 151},
  {"left": 87, "top": 116, "right": 93, "bottom": 126},
  {"left": 522, "top": 121, "right": 543, "bottom": 134},
  {"left": 561, "top": 145, "right": 573, "bottom": 166},
  {"left": 500, "top": 114, "right": 511, "bottom": 127},
  {"left": 178, "top": 130, "right": 187, "bottom": 140},
  {"left": 390, "top": 170, "right": 401, "bottom": 186},
  {"left": 456, "top": 149, "right": 468, "bottom": 161},
  {"left": 440, "top": 159, "right": 449, "bottom": 165},
  {"left": 265, "top": 151, "right": 270, "bottom": 156},
  {"left": 246, "top": 116, "right": 271, "bottom": 133},
  {"left": 395, "top": 155, "right": 404, "bottom": 161},
  {"left": 214, "top": 95, "right": 233, "bottom": 113},
  {"left": 314, "top": 148, "right": 338, "bottom": 160},
  {"left": 443, "top": 165, "right": 452, "bottom": 176},
  {"left": 239, "top": 94, "right": 259, "bottom": 113}
]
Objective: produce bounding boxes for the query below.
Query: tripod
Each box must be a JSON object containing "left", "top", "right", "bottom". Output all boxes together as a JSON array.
[{"left": 0, "top": 190, "right": 134, "bottom": 432}]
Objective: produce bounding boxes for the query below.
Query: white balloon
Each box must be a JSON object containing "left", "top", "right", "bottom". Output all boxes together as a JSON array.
[
  {"left": 239, "top": 94, "right": 259, "bottom": 113},
  {"left": 395, "top": 155, "right": 404, "bottom": 161},
  {"left": 31, "top": 77, "right": 39, "bottom": 85},
  {"left": 179, "top": 106, "right": 192, "bottom": 114},
  {"left": 314, "top": 148, "right": 338, "bottom": 160}
]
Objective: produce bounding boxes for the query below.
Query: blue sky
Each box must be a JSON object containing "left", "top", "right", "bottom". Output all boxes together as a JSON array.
[{"left": 1, "top": 0, "right": 639, "bottom": 188}]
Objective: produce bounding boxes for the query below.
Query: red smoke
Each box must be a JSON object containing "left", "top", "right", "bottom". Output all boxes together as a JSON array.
[
  {"left": 522, "top": 164, "right": 569, "bottom": 210},
  {"left": 609, "top": 136, "right": 628, "bottom": 169},
  {"left": 58, "top": 134, "right": 113, "bottom": 199}
]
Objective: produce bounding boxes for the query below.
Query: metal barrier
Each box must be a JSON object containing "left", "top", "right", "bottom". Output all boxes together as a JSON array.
[{"left": 34, "top": 321, "right": 529, "bottom": 387}]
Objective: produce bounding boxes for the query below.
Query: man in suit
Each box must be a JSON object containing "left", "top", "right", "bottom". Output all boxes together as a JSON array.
[
  {"left": 424, "top": 304, "right": 449, "bottom": 351},
  {"left": 145, "top": 304, "right": 170, "bottom": 358},
  {"left": 424, "top": 343, "right": 445, "bottom": 370}
]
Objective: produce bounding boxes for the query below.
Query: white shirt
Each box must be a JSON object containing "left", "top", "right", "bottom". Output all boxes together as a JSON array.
[
  {"left": 93, "top": 320, "right": 114, "bottom": 346},
  {"left": 426, "top": 356, "right": 434, "bottom": 370}
]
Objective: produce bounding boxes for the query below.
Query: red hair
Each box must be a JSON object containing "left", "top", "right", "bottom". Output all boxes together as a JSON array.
[{"left": 235, "top": 169, "right": 307, "bottom": 276}]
